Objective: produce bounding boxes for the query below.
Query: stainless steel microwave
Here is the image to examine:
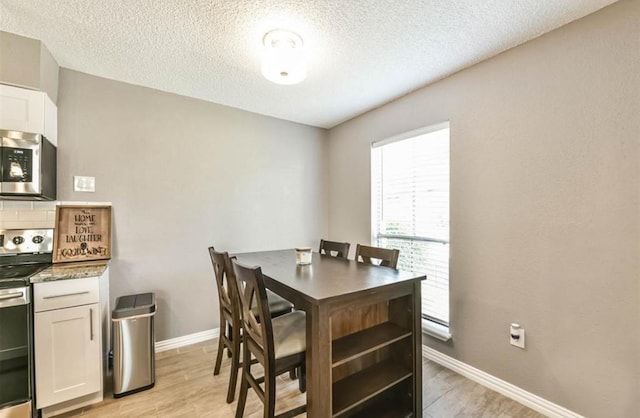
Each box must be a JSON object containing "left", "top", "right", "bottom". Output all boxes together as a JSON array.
[{"left": 0, "top": 130, "right": 56, "bottom": 200}]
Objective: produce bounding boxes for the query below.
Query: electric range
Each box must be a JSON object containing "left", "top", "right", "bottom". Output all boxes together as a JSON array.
[{"left": 0, "top": 228, "right": 53, "bottom": 418}]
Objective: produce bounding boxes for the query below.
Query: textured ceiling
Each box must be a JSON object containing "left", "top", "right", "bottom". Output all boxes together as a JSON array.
[{"left": 0, "top": 0, "right": 618, "bottom": 128}]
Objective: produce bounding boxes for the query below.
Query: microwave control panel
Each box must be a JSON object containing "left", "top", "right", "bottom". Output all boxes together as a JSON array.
[{"left": 2, "top": 148, "right": 33, "bottom": 183}]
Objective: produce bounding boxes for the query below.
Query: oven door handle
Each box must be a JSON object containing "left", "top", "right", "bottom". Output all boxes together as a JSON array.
[{"left": 0, "top": 291, "right": 24, "bottom": 301}]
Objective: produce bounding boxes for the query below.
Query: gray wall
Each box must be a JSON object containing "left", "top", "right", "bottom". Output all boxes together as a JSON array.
[
  {"left": 57, "top": 69, "right": 328, "bottom": 340},
  {"left": 0, "top": 30, "right": 59, "bottom": 102},
  {"left": 327, "top": 1, "right": 639, "bottom": 417}
]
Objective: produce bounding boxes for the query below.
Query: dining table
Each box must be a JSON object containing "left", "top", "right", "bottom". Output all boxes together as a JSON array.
[{"left": 234, "top": 249, "right": 425, "bottom": 418}]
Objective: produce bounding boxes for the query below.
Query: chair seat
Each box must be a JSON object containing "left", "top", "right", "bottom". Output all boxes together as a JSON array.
[
  {"left": 263, "top": 289, "right": 294, "bottom": 316},
  {"left": 272, "top": 311, "right": 306, "bottom": 359}
]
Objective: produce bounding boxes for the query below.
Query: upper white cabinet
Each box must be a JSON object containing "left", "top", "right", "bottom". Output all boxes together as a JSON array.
[{"left": 0, "top": 84, "right": 57, "bottom": 145}]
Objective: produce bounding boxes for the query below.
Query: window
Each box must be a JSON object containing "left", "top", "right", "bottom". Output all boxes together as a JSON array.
[{"left": 371, "top": 123, "right": 450, "bottom": 336}]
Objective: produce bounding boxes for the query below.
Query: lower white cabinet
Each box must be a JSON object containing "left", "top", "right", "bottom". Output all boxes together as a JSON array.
[
  {"left": 34, "top": 303, "right": 101, "bottom": 408},
  {"left": 33, "top": 269, "right": 109, "bottom": 417}
]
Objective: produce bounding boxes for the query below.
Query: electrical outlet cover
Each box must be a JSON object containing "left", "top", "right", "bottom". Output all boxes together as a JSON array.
[{"left": 510, "top": 329, "right": 525, "bottom": 349}]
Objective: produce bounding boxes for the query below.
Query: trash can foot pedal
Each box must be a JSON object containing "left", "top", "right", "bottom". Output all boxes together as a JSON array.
[{"left": 113, "top": 381, "right": 155, "bottom": 398}]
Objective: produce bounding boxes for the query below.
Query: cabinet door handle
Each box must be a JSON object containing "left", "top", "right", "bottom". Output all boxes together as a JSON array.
[
  {"left": 43, "top": 291, "right": 90, "bottom": 299},
  {"left": 90, "top": 308, "right": 94, "bottom": 341}
]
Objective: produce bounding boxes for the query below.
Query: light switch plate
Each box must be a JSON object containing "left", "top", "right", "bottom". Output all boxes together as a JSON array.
[{"left": 74, "top": 176, "right": 96, "bottom": 192}]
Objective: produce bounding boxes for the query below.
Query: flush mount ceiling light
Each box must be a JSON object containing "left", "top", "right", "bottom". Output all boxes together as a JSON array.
[{"left": 261, "top": 29, "right": 307, "bottom": 85}]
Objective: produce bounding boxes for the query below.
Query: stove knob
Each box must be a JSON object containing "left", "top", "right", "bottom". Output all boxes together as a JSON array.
[
  {"left": 12, "top": 236, "right": 24, "bottom": 245},
  {"left": 33, "top": 235, "right": 44, "bottom": 244}
]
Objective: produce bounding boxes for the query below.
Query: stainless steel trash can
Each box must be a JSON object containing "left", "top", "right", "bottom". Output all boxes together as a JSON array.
[{"left": 112, "top": 292, "right": 156, "bottom": 397}]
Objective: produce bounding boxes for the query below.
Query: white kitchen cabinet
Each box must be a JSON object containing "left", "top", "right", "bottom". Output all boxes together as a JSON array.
[
  {"left": 0, "top": 84, "right": 57, "bottom": 145},
  {"left": 33, "top": 267, "right": 109, "bottom": 417},
  {"left": 34, "top": 303, "right": 101, "bottom": 408}
]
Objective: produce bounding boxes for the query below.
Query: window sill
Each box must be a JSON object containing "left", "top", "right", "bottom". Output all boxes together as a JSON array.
[{"left": 422, "top": 319, "right": 451, "bottom": 342}]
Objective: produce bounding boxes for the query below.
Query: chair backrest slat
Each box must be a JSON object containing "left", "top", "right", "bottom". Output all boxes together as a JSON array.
[
  {"left": 232, "top": 260, "right": 275, "bottom": 364},
  {"left": 208, "top": 247, "right": 240, "bottom": 318},
  {"left": 355, "top": 244, "right": 400, "bottom": 269},
  {"left": 319, "top": 239, "right": 351, "bottom": 259}
]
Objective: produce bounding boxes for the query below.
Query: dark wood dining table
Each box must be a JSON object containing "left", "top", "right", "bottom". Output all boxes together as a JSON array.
[{"left": 234, "top": 249, "right": 425, "bottom": 418}]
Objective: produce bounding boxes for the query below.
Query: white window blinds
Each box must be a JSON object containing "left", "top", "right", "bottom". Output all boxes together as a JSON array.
[{"left": 371, "top": 125, "right": 450, "bottom": 325}]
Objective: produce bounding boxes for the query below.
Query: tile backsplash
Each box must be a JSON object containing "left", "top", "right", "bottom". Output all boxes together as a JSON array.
[
  {"left": 0, "top": 201, "right": 56, "bottom": 229},
  {"left": 0, "top": 201, "right": 112, "bottom": 230}
]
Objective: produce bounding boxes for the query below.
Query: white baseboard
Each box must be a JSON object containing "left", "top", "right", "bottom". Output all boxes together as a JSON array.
[
  {"left": 155, "top": 328, "right": 219, "bottom": 352},
  {"left": 422, "top": 345, "right": 584, "bottom": 418}
]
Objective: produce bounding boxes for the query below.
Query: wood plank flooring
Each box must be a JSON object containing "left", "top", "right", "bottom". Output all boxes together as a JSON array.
[{"left": 55, "top": 339, "right": 545, "bottom": 418}]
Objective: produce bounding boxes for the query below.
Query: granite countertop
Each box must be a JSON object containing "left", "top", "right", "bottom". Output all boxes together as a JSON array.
[{"left": 30, "top": 261, "right": 109, "bottom": 283}]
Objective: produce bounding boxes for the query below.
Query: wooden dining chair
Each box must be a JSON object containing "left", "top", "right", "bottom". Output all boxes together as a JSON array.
[
  {"left": 319, "top": 239, "right": 351, "bottom": 259},
  {"left": 354, "top": 244, "right": 400, "bottom": 268},
  {"left": 208, "top": 247, "right": 295, "bottom": 404},
  {"left": 232, "top": 260, "right": 307, "bottom": 418}
]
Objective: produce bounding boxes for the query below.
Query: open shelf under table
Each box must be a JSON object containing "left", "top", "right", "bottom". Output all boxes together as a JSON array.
[
  {"left": 332, "top": 321, "right": 412, "bottom": 368},
  {"left": 332, "top": 358, "right": 412, "bottom": 417}
]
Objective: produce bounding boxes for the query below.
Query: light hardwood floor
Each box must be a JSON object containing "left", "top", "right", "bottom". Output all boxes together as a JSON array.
[{"left": 56, "top": 339, "right": 545, "bottom": 418}]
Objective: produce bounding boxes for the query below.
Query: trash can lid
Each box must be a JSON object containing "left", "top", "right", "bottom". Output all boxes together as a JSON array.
[{"left": 112, "top": 292, "right": 156, "bottom": 319}]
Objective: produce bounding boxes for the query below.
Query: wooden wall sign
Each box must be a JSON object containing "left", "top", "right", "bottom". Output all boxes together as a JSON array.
[{"left": 53, "top": 205, "right": 112, "bottom": 263}]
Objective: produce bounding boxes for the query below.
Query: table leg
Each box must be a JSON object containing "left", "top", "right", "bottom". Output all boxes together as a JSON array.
[
  {"left": 413, "top": 281, "right": 423, "bottom": 414},
  {"left": 306, "top": 303, "right": 331, "bottom": 417}
]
